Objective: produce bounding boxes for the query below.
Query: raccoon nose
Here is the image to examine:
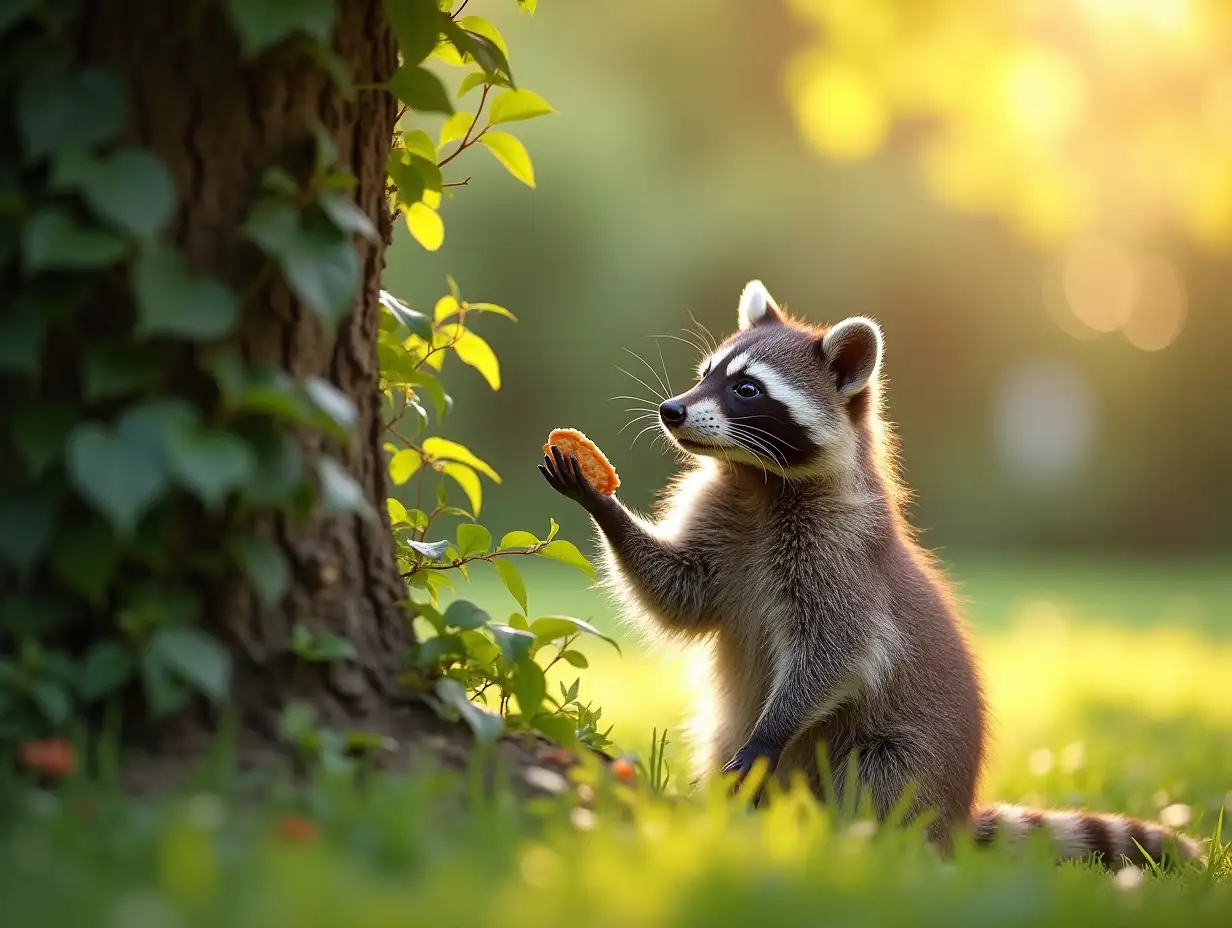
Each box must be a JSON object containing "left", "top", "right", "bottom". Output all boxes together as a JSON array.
[{"left": 659, "top": 400, "right": 687, "bottom": 427}]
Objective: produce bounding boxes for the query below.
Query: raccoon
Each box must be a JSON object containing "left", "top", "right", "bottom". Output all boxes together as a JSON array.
[{"left": 539, "top": 279, "right": 1204, "bottom": 870}]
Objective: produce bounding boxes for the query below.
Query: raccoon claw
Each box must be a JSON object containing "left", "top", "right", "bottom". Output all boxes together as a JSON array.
[
  {"left": 721, "top": 743, "right": 778, "bottom": 789},
  {"left": 540, "top": 446, "right": 609, "bottom": 514}
]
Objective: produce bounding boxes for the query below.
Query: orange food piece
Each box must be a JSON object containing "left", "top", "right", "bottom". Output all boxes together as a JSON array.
[{"left": 542, "top": 428, "right": 620, "bottom": 496}]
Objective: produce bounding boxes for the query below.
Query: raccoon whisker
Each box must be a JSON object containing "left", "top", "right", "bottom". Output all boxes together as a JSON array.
[
  {"left": 727, "top": 425, "right": 789, "bottom": 473},
  {"left": 629, "top": 423, "right": 661, "bottom": 449},
  {"left": 622, "top": 347, "right": 672, "bottom": 402},
  {"left": 654, "top": 338, "right": 673, "bottom": 395},
  {"left": 616, "top": 366, "right": 665, "bottom": 404},
  {"left": 649, "top": 332, "right": 706, "bottom": 360},
  {"left": 727, "top": 420, "right": 801, "bottom": 452},
  {"left": 620, "top": 414, "right": 659, "bottom": 434},
  {"left": 686, "top": 310, "right": 719, "bottom": 354},
  {"left": 611, "top": 394, "right": 660, "bottom": 406}
]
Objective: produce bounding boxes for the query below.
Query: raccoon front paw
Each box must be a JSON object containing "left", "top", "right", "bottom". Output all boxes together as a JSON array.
[{"left": 539, "top": 445, "right": 614, "bottom": 515}]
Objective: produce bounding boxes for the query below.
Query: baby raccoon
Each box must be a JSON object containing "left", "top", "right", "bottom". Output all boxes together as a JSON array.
[{"left": 539, "top": 280, "right": 1203, "bottom": 869}]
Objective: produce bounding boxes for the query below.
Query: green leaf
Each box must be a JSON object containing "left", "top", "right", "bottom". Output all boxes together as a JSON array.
[
  {"left": 421, "top": 437, "right": 500, "bottom": 481},
  {"left": 304, "top": 376, "right": 357, "bottom": 435},
  {"left": 436, "top": 324, "right": 501, "bottom": 389},
  {"left": 547, "top": 518, "right": 560, "bottom": 541},
  {"left": 531, "top": 615, "right": 620, "bottom": 654},
  {"left": 22, "top": 208, "right": 128, "bottom": 272},
  {"left": 81, "top": 343, "right": 163, "bottom": 401},
  {"left": 50, "top": 518, "right": 119, "bottom": 607},
  {"left": 388, "top": 65, "right": 454, "bottom": 115},
  {"left": 406, "top": 370, "right": 449, "bottom": 420},
  {"left": 291, "top": 624, "right": 358, "bottom": 662},
  {"left": 2, "top": 592, "right": 70, "bottom": 638},
  {"left": 223, "top": 0, "right": 336, "bottom": 56},
  {"left": 244, "top": 199, "right": 359, "bottom": 327},
  {"left": 441, "top": 462, "right": 481, "bottom": 515},
  {"left": 245, "top": 431, "right": 306, "bottom": 506},
  {"left": 493, "top": 559, "right": 528, "bottom": 613},
  {"left": 401, "top": 129, "right": 438, "bottom": 162},
  {"left": 389, "top": 448, "right": 423, "bottom": 485},
  {"left": 150, "top": 627, "right": 231, "bottom": 703},
  {"left": 71, "top": 149, "right": 176, "bottom": 240},
  {"left": 405, "top": 201, "right": 444, "bottom": 251},
  {"left": 441, "top": 19, "right": 514, "bottom": 86},
  {"left": 498, "top": 530, "right": 539, "bottom": 550},
  {"left": 0, "top": 487, "right": 58, "bottom": 574},
  {"left": 230, "top": 536, "right": 291, "bottom": 609},
  {"left": 443, "top": 599, "right": 489, "bottom": 630},
  {"left": 513, "top": 660, "right": 546, "bottom": 715},
  {"left": 378, "top": 290, "right": 434, "bottom": 340},
  {"left": 561, "top": 650, "right": 588, "bottom": 669},
  {"left": 531, "top": 712, "right": 576, "bottom": 746},
  {"left": 387, "top": 149, "right": 426, "bottom": 207},
  {"left": 0, "top": 309, "right": 47, "bottom": 375},
  {"left": 480, "top": 132, "right": 535, "bottom": 188},
  {"left": 384, "top": 0, "right": 442, "bottom": 66},
  {"left": 16, "top": 63, "right": 128, "bottom": 161},
  {"left": 455, "top": 523, "right": 491, "bottom": 557},
  {"left": 31, "top": 681, "right": 70, "bottom": 726},
  {"left": 316, "top": 456, "right": 374, "bottom": 519},
  {"left": 489, "top": 88, "right": 555, "bottom": 125},
  {"left": 79, "top": 642, "right": 135, "bottom": 702},
  {"left": 66, "top": 417, "right": 171, "bottom": 536},
  {"left": 490, "top": 624, "right": 536, "bottom": 664},
  {"left": 438, "top": 112, "right": 472, "bottom": 148},
  {"left": 133, "top": 244, "right": 239, "bottom": 340},
  {"left": 457, "top": 72, "right": 493, "bottom": 97},
  {"left": 12, "top": 402, "right": 78, "bottom": 476},
  {"left": 536, "top": 540, "right": 596, "bottom": 580},
  {"left": 165, "top": 423, "right": 256, "bottom": 509},
  {"left": 434, "top": 678, "right": 501, "bottom": 743},
  {"left": 140, "top": 648, "right": 190, "bottom": 718},
  {"left": 317, "top": 189, "right": 378, "bottom": 243}
]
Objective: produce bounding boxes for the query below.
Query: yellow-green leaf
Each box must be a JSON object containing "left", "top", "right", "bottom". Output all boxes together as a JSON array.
[
  {"left": 466, "top": 301, "right": 516, "bottom": 320},
  {"left": 423, "top": 189, "right": 442, "bottom": 209},
  {"left": 434, "top": 295, "right": 460, "bottom": 322},
  {"left": 437, "top": 324, "right": 500, "bottom": 389},
  {"left": 387, "top": 497, "right": 409, "bottom": 524},
  {"left": 441, "top": 462, "right": 481, "bottom": 515},
  {"left": 405, "top": 201, "right": 444, "bottom": 250},
  {"left": 499, "top": 530, "right": 539, "bottom": 550},
  {"left": 457, "top": 72, "right": 490, "bottom": 98},
  {"left": 537, "top": 540, "right": 595, "bottom": 580},
  {"left": 389, "top": 448, "right": 423, "bottom": 484},
  {"left": 489, "top": 89, "right": 555, "bottom": 125},
  {"left": 480, "top": 132, "right": 534, "bottom": 188},
  {"left": 421, "top": 437, "right": 500, "bottom": 482},
  {"left": 438, "top": 112, "right": 472, "bottom": 148},
  {"left": 493, "top": 559, "right": 528, "bottom": 613}
]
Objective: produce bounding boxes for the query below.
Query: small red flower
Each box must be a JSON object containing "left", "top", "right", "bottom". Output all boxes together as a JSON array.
[
  {"left": 610, "top": 757, "right": 636, "bottom": 783},
  {"left": 276, "top": 815, "right": 319, "bottom": 844},
  {"left": 19, "top": 738, "right": 76, "bottom": 779}
]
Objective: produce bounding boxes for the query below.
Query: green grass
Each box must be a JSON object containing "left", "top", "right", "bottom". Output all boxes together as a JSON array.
[{"left": 2, "top": 559, "right": 1230, "bottom": 926}]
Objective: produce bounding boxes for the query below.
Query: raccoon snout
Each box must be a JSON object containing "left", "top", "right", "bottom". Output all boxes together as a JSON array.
[{"left": 659, "top": 400, "right": 687, "bottom": 427}]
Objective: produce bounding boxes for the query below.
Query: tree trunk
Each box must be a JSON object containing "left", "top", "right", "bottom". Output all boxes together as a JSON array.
[{"left": 75, "top": 0, "right": 419, "bottom": 777}]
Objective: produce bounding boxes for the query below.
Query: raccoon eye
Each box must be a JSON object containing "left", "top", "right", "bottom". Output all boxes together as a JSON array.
[{"left": 733, "top": 380, "right": 760, "bottom": 399}]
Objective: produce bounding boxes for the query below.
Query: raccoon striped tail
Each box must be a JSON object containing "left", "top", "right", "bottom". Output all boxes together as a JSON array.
[{"left": 972, "top": 804, "right": 1205, "bottom": 871}]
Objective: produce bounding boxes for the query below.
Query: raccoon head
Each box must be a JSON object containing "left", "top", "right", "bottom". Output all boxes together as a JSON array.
[{"left": 658, "top": 280, "right": 883, "bottom": 478}]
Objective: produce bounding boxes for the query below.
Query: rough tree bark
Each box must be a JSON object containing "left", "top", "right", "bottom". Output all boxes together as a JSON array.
[{"left": 71, "top": 1, "right": 428, "bottom": 780}]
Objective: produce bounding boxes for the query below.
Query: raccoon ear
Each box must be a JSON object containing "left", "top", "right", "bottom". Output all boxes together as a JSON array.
[
  {"left": 737, "top": 280, "right": 786, "bottom": 330},
  {"left": 821, "top": 316, "right": 883, "bottom": 397}
]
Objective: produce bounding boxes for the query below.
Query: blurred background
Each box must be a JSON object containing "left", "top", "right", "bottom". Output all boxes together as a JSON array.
[{"left": 385, "top": 0, "right": 1230, "bottom": 790}]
